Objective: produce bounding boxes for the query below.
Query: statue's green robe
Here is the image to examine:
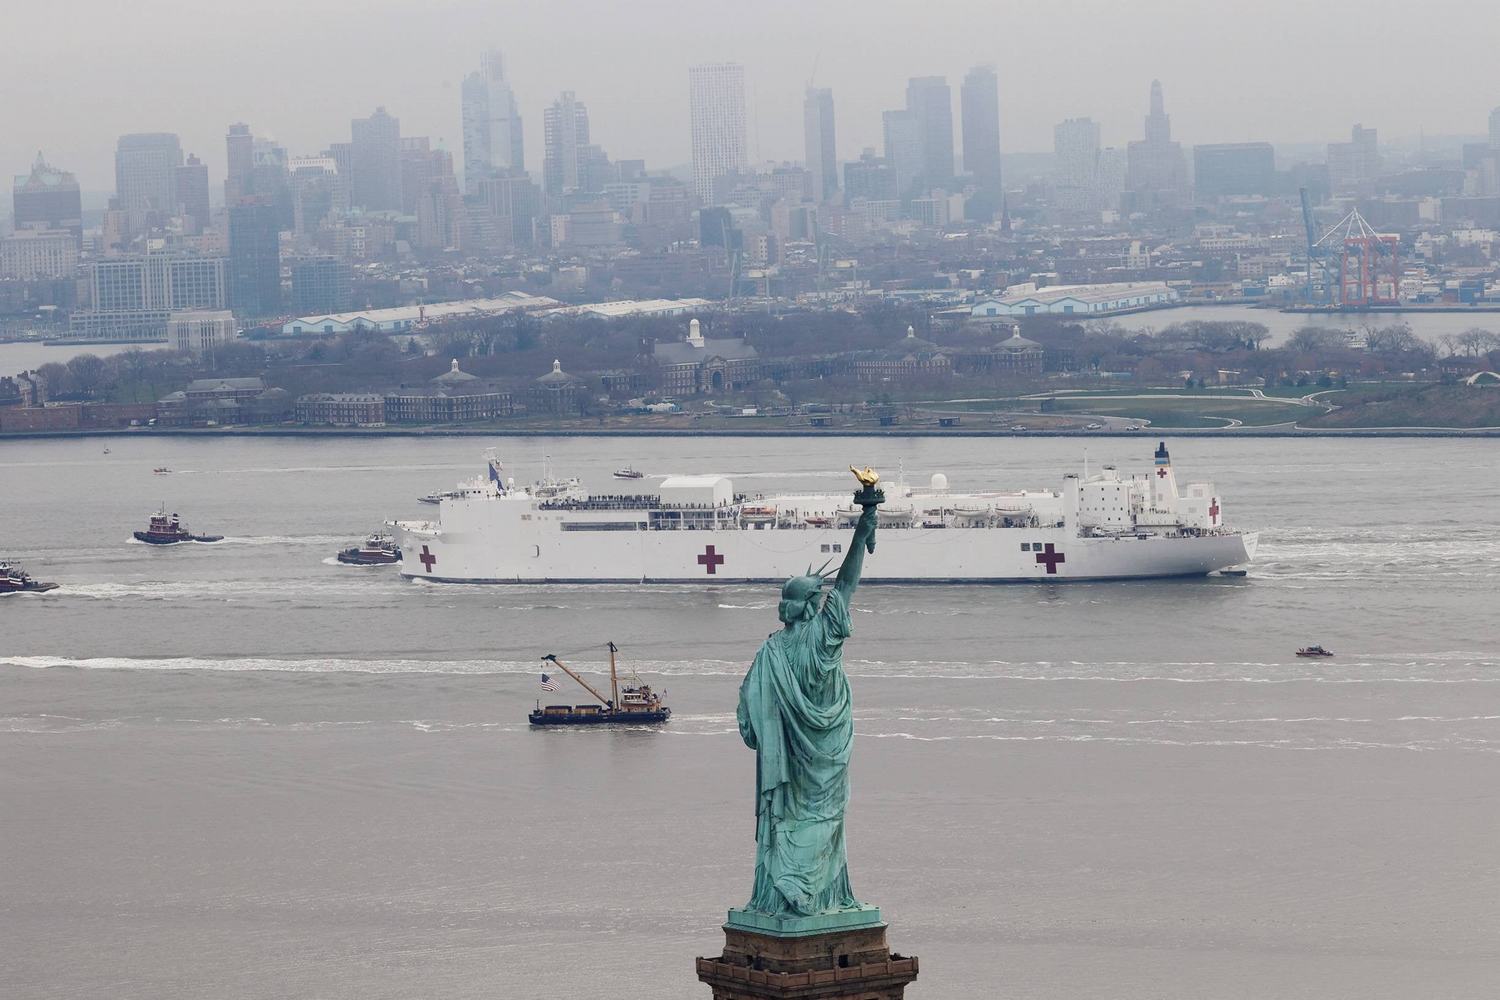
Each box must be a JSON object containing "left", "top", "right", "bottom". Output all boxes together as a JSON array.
[{"left": 736, "top": 588, "right": 860, "bottom": 916}]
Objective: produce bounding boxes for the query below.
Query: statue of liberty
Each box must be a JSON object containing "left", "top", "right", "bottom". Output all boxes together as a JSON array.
[{"left": 734, "top": 468, "right": 882, "bottom": 923}]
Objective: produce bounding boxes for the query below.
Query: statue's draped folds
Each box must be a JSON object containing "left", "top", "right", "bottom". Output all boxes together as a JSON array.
[{"left": 736, "top": 587, "right": 860, "bottom": 916}]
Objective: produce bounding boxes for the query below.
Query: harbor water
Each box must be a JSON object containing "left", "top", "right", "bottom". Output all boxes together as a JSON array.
[{"left": 3, "top": 435, "right": 1498, "bottom": 999}]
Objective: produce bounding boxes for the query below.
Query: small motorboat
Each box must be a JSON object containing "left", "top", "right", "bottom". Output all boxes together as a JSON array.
[
  {"left": 336, "top": 532, "right": 401, "bottom": 566},
  {"left": 133, "top": 508, "right": 223, "bottom": 544},
  {"left": 612, "top": 466, "right": 645, "bottom": 480},
  {"left": 153, "top": 467, "right": 171, "bottom": 475},
  {"left": 1296, "top": 645, "right": 1334, "bottom": 657}
]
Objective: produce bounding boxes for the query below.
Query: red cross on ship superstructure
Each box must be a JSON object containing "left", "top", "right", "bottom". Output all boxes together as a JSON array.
[
  {"left": 1208, "top": 498, "right": 1220, "bottom": 524},
  {"left": 418, "top": 545, "right": 437, "bottom": 572},
  {"left": 1156, "top": 467, "right": 1169, "bottom": 479},
  {"left": 697, "top": 544, "right": 725, "bottom": 575},
  {"left": 1034, "top": 543, "right": 1066, "bottom": 574}
]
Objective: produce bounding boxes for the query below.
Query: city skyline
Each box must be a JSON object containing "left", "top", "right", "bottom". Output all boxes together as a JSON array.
[{"left": 4, "top": 0, "right": 1498, "bottom": 196}]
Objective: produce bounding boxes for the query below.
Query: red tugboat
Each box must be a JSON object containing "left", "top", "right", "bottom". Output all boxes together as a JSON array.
[
  {"left": 336, "top": 532, "right": 401, "bottom": 566},
  {"left": 133, "top": 508, "right": 224, "bottom": 545},
  {"left": 530, "top": 642, "right": 671, "bottom": 726},
  {"left": 0, "top": 560, "right": 59, "bottom": 594}
]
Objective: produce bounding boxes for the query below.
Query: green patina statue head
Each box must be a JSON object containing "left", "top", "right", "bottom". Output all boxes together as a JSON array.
[{"left": 778, "top": 559, "right": 833, "bottom": 625}]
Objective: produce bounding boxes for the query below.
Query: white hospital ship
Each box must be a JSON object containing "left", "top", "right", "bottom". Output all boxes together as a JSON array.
[{"left": 391, "top": 443, "right": 1255, "bottom": 584}]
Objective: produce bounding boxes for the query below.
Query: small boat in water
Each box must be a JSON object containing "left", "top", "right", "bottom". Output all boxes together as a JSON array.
[
  {"left": 153, "top": 467, "right": 171, "bottom": 475},
  {"left": 336, "top": 532, "right": 401, "bottom": 565},
  {"left": 612, "top": 466, "right": 645, "bottom": 480},
  {"left": 133, "top": 508, "right": 223, "bottom": 545},
  {"left": 0, "top": 560, "right": 58, "bottom": 594},
  {"left": 1296, "top": 645, "right": 1334, "bottom": 657},
  {"left": 530, "top": 642, "right": 671, "bottom": 726}
]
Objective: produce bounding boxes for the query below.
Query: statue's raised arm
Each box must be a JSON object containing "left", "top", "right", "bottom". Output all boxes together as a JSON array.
[{"left": 835, "top": 466, "right": 882, "bottom": 604}]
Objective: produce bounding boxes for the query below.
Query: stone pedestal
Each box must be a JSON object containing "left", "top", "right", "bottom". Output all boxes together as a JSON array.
[{"left": 696, "top": 910, "right": 919, "bottom": 999}]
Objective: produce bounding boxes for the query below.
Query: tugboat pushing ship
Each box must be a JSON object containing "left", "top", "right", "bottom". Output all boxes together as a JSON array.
[
  {"left": 336, "top": 531, "right": 401, "bottom": 565},
  {"left": 530, "top": 642, "right": 671, "bottom": 726}
]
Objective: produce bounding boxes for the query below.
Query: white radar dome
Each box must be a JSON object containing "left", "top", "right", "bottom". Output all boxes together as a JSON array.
[{"left": 930, "top": 472, "right": 949, "bottom": 491}]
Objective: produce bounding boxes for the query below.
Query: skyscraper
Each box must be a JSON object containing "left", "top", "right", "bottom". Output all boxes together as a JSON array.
[
  {"left": 114, "top": 133, "right": 183, "bottom": 233},
  {"left": 1327, "top": 123, "right": 1380, "bottom": 192},
  {"left": 960, "top": 66, "right": 1002, "bottom": 208},
  {"left": 461, "top": 50, "right": 524, "bottom": 192},
  {"left": 1193, "top": 143, "right": 1276, "bottom": 198},
  {"left": 175, "top": 154, "right": 211, "bottom": 233},
  {"left": 905, "top": 76, "right": 955, "bottom": 191},
  {"left": 688, "top": 63, "right": 748, "bottom": 204},
  {"left": 228, "top": 200, "right": 282, "bottom": 317},
  {"left": 225, "top": 123, "right": 254, "bottom": 205},
  {"left": 882, "top": 109, "right": 923, "bottom": 197},
  {"left": 13, "top": 153, "right": 83, "bottom": 239},
  {"left": 1124, "top": 80, "right": 1189, "bottom": 212},
  {"left": 544, "top": 91, "right": 591, "bottom": 198},
  {"left": 350, "top": 108, "right": 403, "bottom": 212},
  {"left": 1491, "top": 107, "right": 1500, "bottom": 149},
  {"left": 803, "top": 87, "right": 838, "bottom": 204},
  {"left": 290, "top": 256, "right": 352, "bottom": 314},
  {"left": 1054, "top": 117, "right": 1101, "bottom": 212}
]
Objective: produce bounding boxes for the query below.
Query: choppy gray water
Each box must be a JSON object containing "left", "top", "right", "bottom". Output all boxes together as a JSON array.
[{"left": 3, "top": 435, "right": 1499, "bottom": 999}]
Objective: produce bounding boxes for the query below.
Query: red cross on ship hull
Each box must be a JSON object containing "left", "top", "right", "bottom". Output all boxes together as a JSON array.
[
  {"left": 1035, "top": 543, "right": 1066, "bottom": 574},
  {"left": 697, "top": 545, "right": 725, "bottom": 575},
  {"left": 418, "top": 545, "right": 437, "bottom": 573}
]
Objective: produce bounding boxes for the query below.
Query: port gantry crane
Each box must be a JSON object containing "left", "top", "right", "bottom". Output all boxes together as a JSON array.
[{"left": 1300, "top": 188, "right": 1400, "bottom": 308}]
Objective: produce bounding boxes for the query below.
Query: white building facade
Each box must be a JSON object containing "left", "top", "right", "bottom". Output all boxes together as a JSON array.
[
  {"left": 168, "top": 310, "right": 237, "bottom": 356},
  {"left": 972, "top": 282, "right": 1179, "bottom": 317},
  {"left": 688, "top": 63, "right": 747, "bottom": 204}
]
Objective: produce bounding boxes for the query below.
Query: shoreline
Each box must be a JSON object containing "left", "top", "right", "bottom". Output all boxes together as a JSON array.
[{"left": 6, "top": 424, "right": 1500, "bottom": 441}]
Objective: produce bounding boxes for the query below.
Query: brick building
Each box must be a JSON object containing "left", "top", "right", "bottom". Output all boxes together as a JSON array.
[
  {"left": 651, "top": 317, "right": 760, "bottom": 395},
  {"left": 294, "top": 393, "right": 386, "bottom": 426}
]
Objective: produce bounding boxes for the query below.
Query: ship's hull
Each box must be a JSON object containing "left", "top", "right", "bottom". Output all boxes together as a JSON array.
[
  {"left": 395, "top": 521, "right": 1258, "bottom": 585},
  {"left": 529, "top": 709, "right": 672, "bottom": 726},
  {"left": 336, "top": 549, "right": 400, "bottom": 565},
  {"left": 0, "top": 580, "right": 59, "bottom": 594},
  {"left": 134, "top": 531, "right": 223, "bottom": 545}
]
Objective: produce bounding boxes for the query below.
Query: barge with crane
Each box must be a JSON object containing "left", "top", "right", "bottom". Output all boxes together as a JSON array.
[{"left": 529, "top": 642, "right": 671, "bottom": 726}]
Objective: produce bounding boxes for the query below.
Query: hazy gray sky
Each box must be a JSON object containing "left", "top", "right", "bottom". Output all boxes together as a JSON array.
[{"left": 4, "top": 0, "right": 1497, "bottom": 194}]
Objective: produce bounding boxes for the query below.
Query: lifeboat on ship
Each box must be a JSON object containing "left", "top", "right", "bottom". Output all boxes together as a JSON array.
[{"left": 740, "top": 503, "right": 778, "bottom": 524}]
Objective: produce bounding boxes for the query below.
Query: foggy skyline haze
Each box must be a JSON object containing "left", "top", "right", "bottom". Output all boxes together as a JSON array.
[{"left": 4, "top": 0, "right": 1498, "bottom": 196}]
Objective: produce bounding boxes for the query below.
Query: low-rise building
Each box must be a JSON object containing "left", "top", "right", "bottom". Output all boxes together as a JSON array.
[
  {"left": 294, "top": 393, "right": 386, "bottom": 426},
  {"left": 652, "top": 317, "right": 761, "bottom": 394},
  {"left": 971, "top": 281, "right": 1178, "bottom": 317},
  {"left": 852, "top": 326, "right": 952, "bottom": 382},
  {"left": 528, "top": 359, "right": 589, "bottom": 415},
  {"left": 167, "top": 310, "right": 237, "bottom": 356},
  {"left": 383, "top": 359, "right": 513, "bottom": 423}
]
